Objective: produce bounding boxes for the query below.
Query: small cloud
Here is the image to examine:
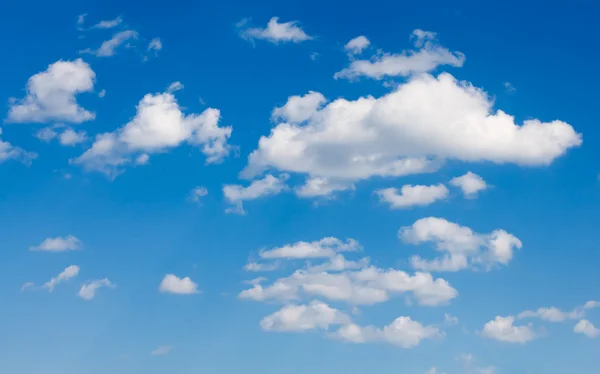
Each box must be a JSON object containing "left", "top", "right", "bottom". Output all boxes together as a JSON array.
[
  {"left": 80, "top": 30, "right": 138, "bottom": 57},
  {"left": 151, "top": 345, "right": 172, "bottom": 356},
  {"left": 21, "top": 282, "right": 35, "bottom": 291},
  {"left": 77, "top": 14, "right": 87, "bottom": 26},
  {"left": 159, "top": 274, "right": 199, "bottom": 294},
  {"left": 135, "top": 153, "right": 150, "bottom": 165},
  {"left": 90, "top": 16, "right": 123, "bottom": 30},
  {"left": 344, "top": 35, "right": 370, "bottom": 55},
  {"left": 148, "top": 38, "right": 162, "bottom": 52},
  {"left": 504, "top": 82, "right": 516, "bottom": 93},
  {"left": 167, "top": 81, "right": 183, "bottom": 93},
  {"left": 59, "top": 128, "right": 87, "bottom": 146},
  {"left": 78, "top": 278, "right": 116, "bottom": 300},
  {"left": 35, "top": 127, "right": 58, "bottom": 142},
  {"left": 30, "top": 235, "right": 82, "bottom": 252},
  {"left": 98, "top": 89, "right": 106, "bottom": 98},
  {"left": 239, "top": 17, "right": 312, "bottom": 44},
  {"left": 188, "top": 186, "right": 208, "bottom": 203},
  {"left": 43, "top": 265, "right": 80, "bottom": 291},
  {"left": 310, "top": 52, "right": 319, "bottom": 61}
]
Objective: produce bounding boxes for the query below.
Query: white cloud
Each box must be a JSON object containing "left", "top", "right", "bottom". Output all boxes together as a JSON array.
[
  {"left": 259, "top": 237, "right": 360, "bottom": 260},
  {"left": 574, "top": 319, "right": 600, "bottom": 338},
  {"left": 21, "top": 282, "right": 35, "bottom": 291},
  {"left": 7, "top": 59, "right": 96, "bottom": 124},
  {"left": 98, "top": 89, "right": 106, "bottom": 98},
  {"left": 376, "top": 184, "right": 448, "bottom": 209},
  {"left": 77, "top": 13, "right": 87, "bottom": 26},
  {"left": 335, "top": 29, "right": 464, "bottom": 80},
  {"left": 239, "top": 17, "right": 312, "bottom": 44},
  {"left": 59, "top": 128, "right": 87, "bottom": 146},
  {"left": 457, "top": 354, "right": 497, "bottom": 374},
  {"left": 148, "top": 38, "right": 162, "bottom": 52},
  {"left": 78, "top": 278, "right": 115, "bottom": 300},
  {"left": 0, "top": 129, "right": 37, "bottom": 165},
  {"left": 80, "top": 30, "right": 138, "bottom": 57},
  {"left": 334, "top": 316, "right": 441, "bottom": 348},
  {"left": 449, "top": 172, "right": 488, "bottom": 198},
  {"left": 272, "top": 91, "right": 326, "bottom": 124},
  {"left": 504, "top": 82, "right": 516, "bottom": 93},
  {"left": 344, "top": 36, "right": 370, "bottom": 55},
  {"left": 425, "top": 368, "right": 446, "bottom": 374},
  {"left": 244, "top": 261, "right": 280, "bottom": 272},
  {"left": 243, "top": 73, "right": 581, "bottom": 196},
  {"left": 167, "top": 81, "right": 183, "bottom": 93},
  {"left": 306, "top": 254, "right": 369, "bottom": 273},
  {"left": 159, "top": 274, "right": 199, "bottom": 295},
  {"left": 91, "top": 16, "right": 123, "bottom": 29},
  {"left": 30, "top": 235, "right": 82, "bottom": 252},
  {"left": 518, "top": 300, "right": 600, "bottom": 322},
  {"left": 43, "top": 265, "right": 80, "bottom": 291},
  {"left": 135, "top": 153, "right": 149, "bottom": 165},
  {"left": 400, "top": 217, "right": 522, "bottom": 272},
  {"left": 260, "top": 300, "right": 351, "bottom": 332},
  {"left": 481, "top": 316, "right": 536, "bottom": 343},
  {"left": 223, "top": 174, "right": 288, "bottom": 214},
  {"left": 188, "top": 186, "right": 208, "bottom": 203},
  {"left": 75, "top": 87, "right": 232, "bottom": 177},
  {"left": 151, "top": 345, "right": 172, "bottom": 355},
  {"left": 444, "top": 313, "right": 459, "bottom": 326},
  {"left": 36, "top": 127, "right": 58, "bottom": 142},
  {"left": 295, "top": 177, "right": 354, "bottom": 198}
]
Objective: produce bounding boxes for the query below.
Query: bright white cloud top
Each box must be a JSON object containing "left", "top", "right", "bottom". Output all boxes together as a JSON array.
[
  {"left": 80, "top": 30, "right": 139, "bottom": 57},
  {"left": 223, "top": 174, "right": 288, "bottom": 214},
  {"left": 0, "top": 128, "right": 36, "bottom": 164},
  {"left": 574, "top": 320, "right": 600, "bottom": 338},
  {"left": 260, "top": 301, "right": 352, "bottom": 332},
  {"left": 344, "top": 36, "right": 370, "bottom": 55},
  {"left": 482, "top": 315, "right": 536, "bottom": 343},
  {"left": 159, "top": 274, "right": 199, "bottom": 294},
  {"left": 376, "top": 184, "right": 449, "bottom": 209},
  {"left": 449, "top": 172, "right": 488, "bottom": 198},
  {"left": 30, "top": 235, "right": 82, "bottom": 252},
  {"left": 239, "top": 17, "right": 312, "bottom": 44},
  {"left": 78, "top": 278, "right": 115, "bottom": 300},
  {"left": 43, "top": 265, "right": 80, "bottom": 291}
]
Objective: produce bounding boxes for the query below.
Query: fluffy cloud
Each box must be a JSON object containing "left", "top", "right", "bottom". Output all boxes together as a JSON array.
[
  {"left": 335, "top": 29, "right": 464, "bottom": 80},
  {"left": 59, "top": 128, "right": 87, "bottom": 146},
  {"left": 188, "top": 186, "right": 208, "bottom": 203},
  {"left": 295, "top": 177, "right": 354, "bottom": 198},
  {"left": 271, "top": 91, "right": 326, "bottom": 124},
  {"left": 518, "top": 300, "right": 600, "bottom": 322},
  {"left": 376, "top": 184, "right": 448, "bottom": 209},
  {"left": 333, "top": 316, "right": 441, "bottom": 348},
  {"left": 43, "top": 265, "right": 80, "bottom": 291},
  {"left": 450, "top": 172, "right": 488, "bottom": 198},
  {"left": 80, "top": 30, "right": 139, "bottom": 57},
  {"left": 159, "top": 274, "right": 199, "bottom": 295},
  {"left": 223, "top": 174, "right": 288, "bottom": 214},
  {"left": 259, "top": 237, "right": 360, "bottom": 260},
  {"left": 74, "top": 87, "right": 232, "bottom": 177},
  {"left": 239, "top": 17, "right": 312, "bottom": 44},
  {"left": 30, "top": 235, "right": 82, "bottom": 252},
  {"left": 574, "top": 320, "right": 600, "bottom": 338},
  {"left": 481, "top": 316, "right": 536, "bottom": 343},
  {"left": 0, "top": 129, "right": 37, "bottom": 164},
  {"left": 7, "top": 59, "right": 96, "bottom": 124},
  {"left": 148, "top": 38, "right": 162, "bottom": 53},
  {"left": 244, "top": 261, "right": 280, "bottom": 272},
  {"left": 344, "top": 36, "right": 370, "bottom": 55},
  {"left": 260, "top": 301, "right": 351, "bottom": 332},
  {"left": 90, "top": 16, "right": 123, "bottom": 29},
  {"left": 400, "top": 217, "right": 522, "bottom": 272},
  {"left": 243, "top": 73, "right": 581, "bottom": 196},
  {"left": 78, "top": 278, "right": 115, "bottom": 300}
]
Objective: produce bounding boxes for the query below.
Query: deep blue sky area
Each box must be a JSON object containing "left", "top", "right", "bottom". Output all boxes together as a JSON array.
[{"left": 0, "top": 1, "right": 599, "bottom": 374}]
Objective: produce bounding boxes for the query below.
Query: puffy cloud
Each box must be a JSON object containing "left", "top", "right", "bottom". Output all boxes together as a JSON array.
[
  {"left": 334, "top": 316, "right": 441, "bottom": 348},
  {"left": 243, "top": 73, "right": 581, "bottom": 196},
  {"left": 30, "top": 235, "right": 82, "bottom": 252},
  {"left": 518, "top": 300, "right": 600, "bottom": 322},
  {"left": 78, "top": 278, "right": 115, "bottom": 300},
  {"left": 344, "top": 36, "right": 370, "bottom": 55},
  {"left": 188, "top": 186, "right": 208, "bottom": 203},
  {"left": 0, "top": 129, "right": 37, "bottom": 164},
  {"left": 239, "top": 17, "right": 312, "bottom": 44},
  {"left": 151, "top": 345, "right": 172, "bottom": 355},
  {"left": 159, "top": 274, "right": 199, "bottom": 295},
  {"left": 449, "top": 172, "right": 488, "bottom": 198},
  {"left": 74, "top": 87, "right": 232, "bottom": 177},
  {"left": 481, "top": 316, "right": 536, "bottom": 343},
  {"left": 148, "top": 38, "right": 162, "bottom": 52},
  {"left": 271, "top": 91, "right": 326, "bottom": 124},
  {"left": 400, "top": 217, "right": 522, "bottom": 272},
  {"left": 376, "top": 184, "right": 448, "bottom": 209},
  {"left": 59, "top": 128, "right": 87, "bottom": 146},
  {"left": 35, "top": 127, "right": 58, "bottom": 142},
  {"left": 7, "top": 59, "right": 95, "bottom": 124},
  {"left": 295, "top": 177, "right": 354, "bottom": 198},
  {"left": 335, "top": 29, "right": 464, "bottom": 80},
  {"left": 306, "top": 254, "right": 370, "bottom": 273},
  {"left": 223, "top": 174, "right": 288, "bottom": 214},
  {"left": 43, "top": 265, "right": 80, "bottom": 291},
  {"left": 80, "top": 30, "right": 138, "bottom": 57},
  {"left": 259, "top": 237, "right": 360, "bottom": 260},
  {"left": 574, "top": 320, "right": 600, "bottom": 338},
  {"left": 260, "top": 301, "right": 351, "bottom": 332},
  {"left": 90, "top": 16, "right": 123, "bottom": 29}
]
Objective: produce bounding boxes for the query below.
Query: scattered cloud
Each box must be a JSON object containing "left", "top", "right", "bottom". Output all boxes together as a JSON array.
[
  {"left": 98, "top": 89, "right": 106, "bottom": 98},
  {"left": 20, "top": 282, "right": 35, "bottom": 291},
  {"left": 223, "top": 174, "right": 288, "bottom": 214},
  {"left": 244, "top": 261, "right": 280, "bottom": 272},
  {"left": 400, "top": 217, "right": 522, "bottom": 272},
  {"left": 376, "top": 184, "right": 449, "bottom": 209},
  {"left": 43, "top": 265, "right": 80, "bottom": 291},
  {"left": 7, "top": 59, "right": 96, "bottom": 124},
  {"left": 518, "top": 301, "right": 600, "bottom": 322},
  {"left": 30, "top": 235, "right": 82, "bottom": 252},
  {"left": 444, "top": 313, "right": 459, "bottom": 326},
  {"left": 0, "top": 129, "right": 37, "bottom": 165},
  {"left": 77, "top": 13, "right": 87, "bottom": 26},
  {"left": 344, "top": 35, "right": 370, "bottom": 55},
  {"left": 239, "top": 17, "right": 312, "bottom": 44},
  {"left": 504, "top": 82, "right": 516, "bottom": 93},
  {"left": 481, "top": 315, "right": 536, "bottom": 343},
  {"left": 449, "top": 172, "right": 488, "bottom": 198},
  {"left": 80, "top": 30, "right": 139, "bottom": 57},
  {"left": 259, "top": 237, "right": 360, "bottom": 260},
  {"left": 78, "top": 278, "right": 115, "bottom": 300},
  {"left": 159, "top": 274, "right": 199, "bottom": 295},
  {"left": 188, "top": 186, "right": 208, "bottom": 203},
  {"left": 271, "top": 91, "right": 326, "bottom": 124},
  {"left": 148, "top": 38, "right": 162, "bottom": 53},
  {"left": 151, "top": 345, "right": 172, "bottom": 355},
  {"left": 167, "top": 81, "right": 183, "bottom": 93},
  {"left": 90, "top": 16, "right": 123, "bottom": 30},
  {"left": 260, "top": 301, "right": 351, "bottom": 332},
  {"left": 35, "top": 127, "right": 58, "bottom": 142},
  {"left": 59, "top": 128, "right": 87, "bottom": 146},
  {"left": 310, "top": 52, "right": 319, "bottom": 61},
  {"left": 574, "top": 319, "right": 600, "bottom": 338},
  {"left": 335, "top": 29, "right": 464, "bottom": 80}
]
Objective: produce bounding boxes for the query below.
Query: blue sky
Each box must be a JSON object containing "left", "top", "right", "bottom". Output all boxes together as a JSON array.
[{"left": 1, "top": 0, "right": 599, "bottom": 373}]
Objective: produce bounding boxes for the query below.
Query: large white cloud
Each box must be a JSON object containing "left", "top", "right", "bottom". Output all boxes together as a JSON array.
[
  {"left": 400, "top": 217, "right": 522, "bottom": 272},
  {"left": 74, "top": 86, "right": 232, "bottom": 177},
  {"left": 260, "top": 300, "right": 351, "bottom": 332},
  {"left": 242, "top": 73, "right": 581, "bottom": 196},
  {"left": 481, "top": 316, "right": 536, "bottom": 343},
  {"left": 376, "top": 184, "right": 449, "bottom": 209},
  {"left": 7, "top": 59, "right": 96, "bottom": 124},
  {"left": 335, "top": 29, "right": 464, "bottom": 80},
  {"left": 239, "top": 17, "right": 312, "bottom": 44},
  {"left": 223, "top": 174, "right": 288, "bottom": 214}
]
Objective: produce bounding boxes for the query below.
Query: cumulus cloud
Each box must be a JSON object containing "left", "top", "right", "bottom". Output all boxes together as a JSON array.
[
  {"left": 239, "top": 17, "right": 312, "bottom": 44},
  {"left": 450, "top": 172, "right": 488, "bottom": 198},
  {"left": 259, "top": 237, "right": 360, "bottom": 260},
  {"left": 376, "top": 184, "right": 449, "bottom": 209},
  {"left": 159, "top": 274, "right": 199, "bottom": 294},
  {"left": 335, "top": 29, "right": 464, "bottom": 80},
  {"left": 80, "top": 30, "right": 138, "bottom": 57},
  {"left": 90, "top": 16, "right": 123, "bottom": 29},
  {"left": 78, "top": 278, "right": 115, "bottom": 300},
  {"left": 260, "top": 301, "right": 351, "bottom": 332},
  {"left": 148, "top": 38, "right": 162, "bottom": 53},
  {"left": 7, "top": 59, "right": 96, "bottom": 124},
  {"left": 481, "top": 316, "right": 536, "bottom": 343},
  {"left": 59, "top": 128, "right": 87, "bottom": 146},
  {"left": 344, "top": 36, "right": 370, "bottom": 55},
  {"left": 30, "top": 235, "right": 82, "bottom": 252},
  {"left": 223, "top": 174, "right": 288, "bottom": 214},
  {"left": 400, "top": 217, "right": 522, "bottom": 272},
  {"left": 333, "top": 316, "right": 441, "bottom": 348},
  {"left": 518, "top": 300, "right": 600, "bottom": 322},
  {"left": 43, "top": 265, "right": 80, "bottom": 291},
  {"left": 574, "top": 320, "right": 600, "bottom": 338},
  {"left": 0, "top": 129, "right": 37, "bottom": 164},
  {"left": 188, "top": 186, "right": 208, "bottom": 203},
  {"left": 243, "top": 73, "right": 581, "bottom": 197},
  {"left": 74, "top": 86, "right": 232, "bottom": 178},
  {"left": 35, "top": 127, "right": 58, "bottom": 142},
  {"left": 244, "top": 261, "right": 280, "bottom": 272}
]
